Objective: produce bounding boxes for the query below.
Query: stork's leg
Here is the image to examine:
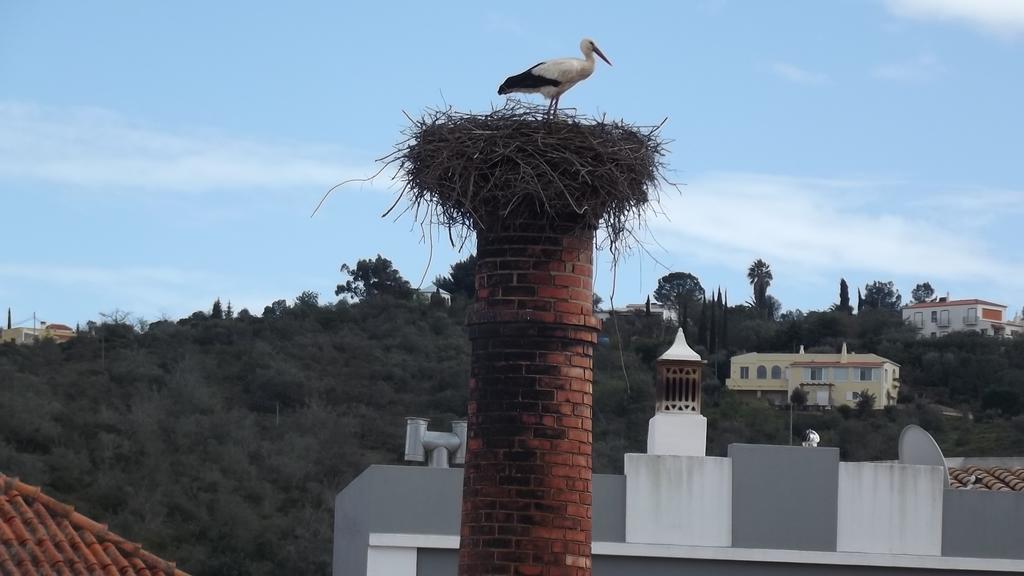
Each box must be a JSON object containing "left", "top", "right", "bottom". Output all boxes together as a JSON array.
[
  {"left": 552, "top": 96, "right": 559, "bottom": 117},
  {"left": 546, "top": 98, "right": 555, "bottom": 117}
]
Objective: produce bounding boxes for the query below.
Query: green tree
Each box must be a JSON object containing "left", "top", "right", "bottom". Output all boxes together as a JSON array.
[
  {"left": 911, "top": 282, "right": 935, "bottom": 304},
  {"left": 856, "top": 389, "right": 877, "bottom": 416},
  {"left": 981, "top": 388, "right": 1021, "bottom": 417},
  {"left": 862, "top": 281, "right": 902, "bottom": 311},
  {"left": 262, "top": 299, "right": 288, "bottom": 318},
  {"left": 709, "top": 290, "right": 719, "bottom": 353},
  {"left": 765, "top": 295, "right": 783, "bottom": 322},
  {"left": 722, "top": 291, "right": 729, "bottom": 349},
  {"left": 211, "top": 298, "right": 224, "bottom": 320},
  {"left": 295, "top": 290, "right": 320, "bottom": 309},
  {"left": 434, "top": 255, "right": 477, "bottom": 299},
  {"left": 747, "top": 259, "right": 774, "bottom": 318},
  {"left": 592, "top": 294, "right": 603, "bottom": 312},
  {"left": 834, "top": 278, "right": 853, "bottom": 314},
  {"left": 225, "top": 301, "right": 234, "bottom": 320},
  {"left": 336, "top": 255, "right": 413, "bottom": 301},
  {"left": 697, "top": 296, "right": 709, "bottom": 347},
  {"left": 653, "top": 272, "right": 705, "bottom": 328},
  {"left": 790, "top": 386, "right": 808, "bottom": 408}
]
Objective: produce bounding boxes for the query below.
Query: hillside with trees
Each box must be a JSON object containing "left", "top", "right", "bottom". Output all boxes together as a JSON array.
[{"left": 1, "top": 255, "right": 1022, "bottom": 574}]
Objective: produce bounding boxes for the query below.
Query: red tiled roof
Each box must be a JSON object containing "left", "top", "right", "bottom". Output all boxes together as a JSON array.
[
  {"left": 949, "top": 466, "right": 1024, "bottom": 492},
  {"left": 904, "top": 299, "right": 1005, "bottom": 310},
  {"left": 0, "top": 474, "right": 188, "bottom": 576},
  {"left": 43, "top": 325, "right": 73, "bottom": 333}
]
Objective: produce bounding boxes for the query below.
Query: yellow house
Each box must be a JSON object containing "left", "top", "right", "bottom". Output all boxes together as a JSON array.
[{"left": 725, "top": 344, "right": 900, "bottom": 409}]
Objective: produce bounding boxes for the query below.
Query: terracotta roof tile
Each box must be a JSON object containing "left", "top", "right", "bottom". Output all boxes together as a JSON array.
[
  {"left": 0, "top": 474, "right": 188, "bottom": 576},
  {"left": 949, "top": 466, "right": 1024, "bottom": 492}
]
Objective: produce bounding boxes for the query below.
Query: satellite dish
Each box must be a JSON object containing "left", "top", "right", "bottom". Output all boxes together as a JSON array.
[
  {"left": 802, "top": 429, "right": 820, "bottom": 448},
  {"left": 898, "top": 425, "right": 949, "bottom": 485}
]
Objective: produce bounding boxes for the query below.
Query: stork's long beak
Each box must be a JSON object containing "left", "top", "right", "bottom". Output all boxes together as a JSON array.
[{"left": 594, "top": 46, "right": 612, "bottom": 66}]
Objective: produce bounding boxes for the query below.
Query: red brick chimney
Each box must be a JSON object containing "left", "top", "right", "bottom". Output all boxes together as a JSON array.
[{"left": 459, "top": 220, "right": 600, "bottom": 576}]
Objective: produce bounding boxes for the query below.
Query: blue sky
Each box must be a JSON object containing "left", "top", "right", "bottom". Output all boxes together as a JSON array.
[{"left": 2, "top": 0, "right": 1023, "bottom": 328}]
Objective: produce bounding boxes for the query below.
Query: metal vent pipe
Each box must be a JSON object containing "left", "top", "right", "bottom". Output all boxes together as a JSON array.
[{"left": 404, "top": 417, "right": 467, "bottom": 468}]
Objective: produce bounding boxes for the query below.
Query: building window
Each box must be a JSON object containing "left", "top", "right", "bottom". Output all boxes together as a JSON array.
[
  {"left": 939, "top": 310, "right": 950, "bottom": 327},
  {"left": 807, "top": 367, "right": 824, "bottom": 381},
  {"left": 966, "top": 308, "right": 978, "bottom": 325},
  {"left": 740, "top": 366, "right": 749, "bottom": 379},
  {"left": 930, "top": 332, "right": 937, "bottom": 338},
  {"left": 833, "top": 367, "right": 848, "bottom": 382},
  {"left": 859, "top": 368, "right": 874, "bottom": 381},
  {"left": 770, "top": 366, "right": 782, "bottom": 379},
  {"left": 757, "top": 365, "right": 768, "bottom": 379},
  {"left": 848, "top": 391, "right": 861, "bottom": 401},
  {"left": 931, "top": 311, "right": 938, "bottom": 323},
  {"left": 913, "top": 312, "right": 923, "bottom": 328}
]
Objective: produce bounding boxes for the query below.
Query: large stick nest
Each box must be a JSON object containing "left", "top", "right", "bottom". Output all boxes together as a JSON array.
[{"left": 382, "top": 101, "right": 672, "bottom": 254}]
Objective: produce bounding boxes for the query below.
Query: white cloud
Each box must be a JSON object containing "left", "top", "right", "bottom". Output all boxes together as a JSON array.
[
  {"left": 770, "top": 62, "right": 828, "bottom": 85},
  {"left": 649, "top": 172, "right": 1024, "bottom": 291},
  {"left": 871, "top": 53, "right": 944, "bottom": 80},
  {"left": 0, "top": 101, "right": 368, "bottom": 191},
  {"left": 886, "top": 0, "right": 1024, "bottom": 37}
]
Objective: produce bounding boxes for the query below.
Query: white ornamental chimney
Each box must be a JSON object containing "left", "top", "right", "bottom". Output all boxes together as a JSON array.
[{"left": 647, "top": 329, "right": 707, "bottom": 456}]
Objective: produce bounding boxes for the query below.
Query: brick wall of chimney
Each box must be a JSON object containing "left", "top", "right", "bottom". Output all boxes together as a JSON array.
[{"left": 459, "top": 221, "right": 600, "bottom": 576}]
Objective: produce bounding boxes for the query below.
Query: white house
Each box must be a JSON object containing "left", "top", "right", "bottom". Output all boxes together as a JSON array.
[
  {"left": 595, "top": 300, "right": 677, "bottom": 323},
  {"left": 902, "top": 298, "right": 1023, "bottom": 338},
  {"left": 416, "top": 284, "right": 452, "bottom": 305}
]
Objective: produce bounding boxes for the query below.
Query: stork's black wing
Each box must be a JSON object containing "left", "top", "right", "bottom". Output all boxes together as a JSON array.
[{"left": 498, "top": 62, "right": 562, "bottom": 95}]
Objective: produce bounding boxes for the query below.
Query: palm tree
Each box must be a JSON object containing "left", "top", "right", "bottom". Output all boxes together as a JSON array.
[{"left": 747, "top": 259, "right": 773, "bottom": 317}]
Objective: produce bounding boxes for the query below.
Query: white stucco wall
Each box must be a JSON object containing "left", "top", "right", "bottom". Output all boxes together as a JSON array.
[
  {"left": 366, "top": 545, "right": 417, "bottom": 576},
  {"left": 646, "top": 413, "right": 707, "bottom": 457},
  {"left": 624, "top": 453, "right": 731, "bottom": 547},
  {"left": 837, "top": 462, "right": 943, "bottom": 556}
]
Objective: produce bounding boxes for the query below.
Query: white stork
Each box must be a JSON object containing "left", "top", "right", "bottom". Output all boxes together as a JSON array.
[{"left": 498, "top": 38, "right": 612, "bottom": 116}]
